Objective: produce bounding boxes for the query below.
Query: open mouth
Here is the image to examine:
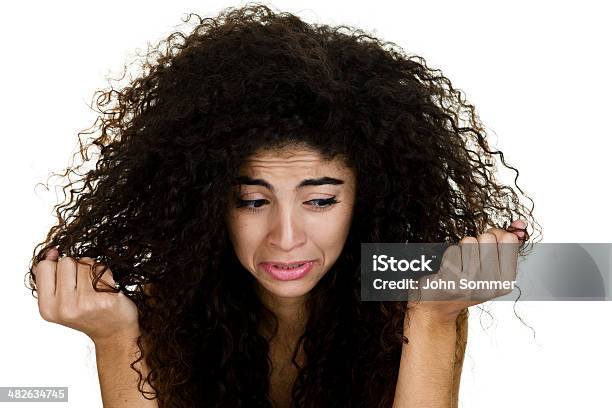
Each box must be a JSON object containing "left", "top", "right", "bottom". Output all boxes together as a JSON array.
[
  {"left": 273, "top": 262, "right": 306, "bottom": 269},
  {"left": 259, "top": 261, "right": 316, "bottom": 281}
]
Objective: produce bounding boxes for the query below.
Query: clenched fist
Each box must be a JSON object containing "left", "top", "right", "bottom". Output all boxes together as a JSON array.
[
  {"left": 32, "top": 248, "right": 140, "bottom": 345},
  {"left": 408, "top": 220, "right": 527, "bottom": 324}
]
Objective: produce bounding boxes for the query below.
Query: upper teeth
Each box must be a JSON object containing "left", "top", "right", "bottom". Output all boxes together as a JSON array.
[{"left": 275, "top": 263, "right": 305, "bottom": 269}]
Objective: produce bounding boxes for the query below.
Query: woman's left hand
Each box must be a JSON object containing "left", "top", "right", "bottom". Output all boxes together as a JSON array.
[{"left": 407, "top": 220, "right": 526, "bottom": 325}]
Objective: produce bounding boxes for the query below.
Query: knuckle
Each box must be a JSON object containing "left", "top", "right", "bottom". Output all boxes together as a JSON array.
[
  {"left": 34, "top": 260, "right": 55, "bottom": 273},
  {"left": 56, "top": 257, "right": 73, "bottom": 271},
  {"left": 501, "top": 232, "right": 519, "bottom": 243},
  {"left": 76, "top": 298, "right": 95, "bottom": 315},
  {"left": 77, "top": 293, "right": 113, "bottom": 313},
  {"left": 97, "top": 263, "right": 112, "bottom": 275},
  {"left": 460, "top": 236, "right": 478, "bottom": 244},
  {"left": 478, "top": 232, "right": 497, "bottom": 242},
  {"left": 77, "top": 257, "right": 96, "bottom": 268},
  {"left": 77, "top": 257, "right": 101, "bottom": 270},
  {"left": 77, "top": 263, "right": 94, "bottom": 278},
  {"left": 98, "top": 297, "right": 116, "bottom": 311},
  {"left": 57, "top": 304, "right": 79, "bottom": 322},
  {"left": 94, "top": 278, "right": 114, "bottom": 291},
  {"left": 57, "top": 256, "right": 73, "bottom": 264}
]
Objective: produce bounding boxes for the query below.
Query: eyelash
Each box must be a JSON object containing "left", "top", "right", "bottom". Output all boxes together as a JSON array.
[{"left": 236, "top": 196, "right": 340, "bottom": 213}]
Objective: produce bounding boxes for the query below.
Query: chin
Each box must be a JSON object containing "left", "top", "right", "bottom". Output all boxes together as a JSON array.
[{"left": 258, "top": 278, "right": 317, "bottom": 299}]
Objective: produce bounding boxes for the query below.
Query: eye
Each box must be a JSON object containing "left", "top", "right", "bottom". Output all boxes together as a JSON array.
[
  {"left": 236, "top": 199, "right": 269, "bottom": 213},
  {"left": 305, "top": 196, "right": 340, "bottom": 210},
  {"left": 235, "top": 196, "right": 340, "bottom": 213}
]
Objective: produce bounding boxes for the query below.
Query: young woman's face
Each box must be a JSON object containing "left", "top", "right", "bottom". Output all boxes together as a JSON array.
[{"left": 225, "top": 145, "right": 356, "bottom": 300}]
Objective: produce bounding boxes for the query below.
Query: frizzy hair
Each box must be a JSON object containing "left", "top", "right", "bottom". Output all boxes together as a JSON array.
[{"left": 26, "top": 3, "right": 540, "bottom": 407}]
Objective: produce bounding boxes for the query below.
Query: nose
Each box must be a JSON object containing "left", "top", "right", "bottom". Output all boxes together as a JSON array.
[{"left": 267, "top": 203, "right": 307, "bottom": 252}]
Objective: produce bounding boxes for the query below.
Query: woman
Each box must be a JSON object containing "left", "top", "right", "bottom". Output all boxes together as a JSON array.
[{"left": 27, "top": 4, "right": 537, "bottom": 407}]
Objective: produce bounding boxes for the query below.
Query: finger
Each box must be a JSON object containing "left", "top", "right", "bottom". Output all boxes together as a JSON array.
[
  {"left": 425, "top": 245, "right": 462, "bottom": 301},
  {"left": 484, "top": 226, "right": 507, "bottom": 244},
  {"left": 96, "top": 263, "right": 116, "bottom": 290},
  {"left": 33, "top": 259, "right": 57, "bottom": 295},
  {"left": 56, "top": 256, "right": 78, "bottom": 300},
  {"left": 76, "top": 257, "right": 96, "bottom": 293},
  {"left": 32, "top": 247, "right": 58, "bottom": 271},
  {"left": 439, "top": 244, "right": 462, "bottom": 278},
  {"left": 76, "top": 257, "right": 116, "bottom": 291},
  {"left": 33, "top": 260, "right": 57, "bottom": 319},
  {"left": 45, "top": 247, "right": 59, "bottom": 262},
  {"left": 441, "top": 244, "right": 463, "bottom": 301},
  {"left": 498, "top": 232, "right": 520, "bottom": 285},
  {"left": 478, "top": 233, "right": 504, "bottom": 280},
  {"left": 483, "top": 227, "right": 506, "bottom": 288},
  {"left": 507, "top": 219, "right": 527, "bottom": 241},
  {"left": 474, "top": 233, "right": 499, "bottom": 301},
  {"left": 478, "top": 231, "right": 500, "bottom": 281},
  {"left": 459, "top": 237, "right": 479, "bottom": 280}
]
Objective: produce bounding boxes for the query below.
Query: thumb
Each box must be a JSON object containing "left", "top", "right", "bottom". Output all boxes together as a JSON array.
[
  {"left": 44, "top": 247, "right": 59, "bottom": 261},
  {"left": 507, "top": 220, "right": 527, "bottom": 240}
]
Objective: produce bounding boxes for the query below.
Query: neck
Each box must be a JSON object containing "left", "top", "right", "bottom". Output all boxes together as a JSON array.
[{"left": 256, "top": 285, "right": 308, "bottom": 342}]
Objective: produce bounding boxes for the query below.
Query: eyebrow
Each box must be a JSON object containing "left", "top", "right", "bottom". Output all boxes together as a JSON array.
[{"left": 234, "top": 176, "right": 344, "bottom": 192}]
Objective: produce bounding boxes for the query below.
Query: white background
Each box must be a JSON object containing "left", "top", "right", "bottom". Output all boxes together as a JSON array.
[{"left": 1, "top": 1, "right": 611, "bottom": 407}]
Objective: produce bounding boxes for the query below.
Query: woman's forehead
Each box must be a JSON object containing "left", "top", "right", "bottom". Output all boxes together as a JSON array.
[
  {"left": 246, "top": 144, "right": 322, "bottom": 160},
  {"left": 240, "top": 146, "right": 350, "bottom": 173}
]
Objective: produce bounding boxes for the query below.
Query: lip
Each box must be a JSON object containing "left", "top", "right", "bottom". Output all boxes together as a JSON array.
[{"left": 259, "top": 260, "right": 317, "bottom": 281}]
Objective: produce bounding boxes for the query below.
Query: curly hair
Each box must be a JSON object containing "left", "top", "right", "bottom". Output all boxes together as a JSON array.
[{"left": 26, "top": 3, "right": 540, "bottom": 407}]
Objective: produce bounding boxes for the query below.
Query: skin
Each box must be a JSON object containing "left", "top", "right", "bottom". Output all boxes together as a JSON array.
[
  {"left": 223, "top": 145, "right": 526, "bottom": 407},
  {"left": 225, "top": 145, "right": 357, "bottom": 335},
  {"left": 394, "top": 223, "right": 525, "bottom": 407},
  {"left": 32, "top": 143, "right": 526, "bottom": 407},
  {"left": 224, "top": 145, "right": 357, "bottom": 406},
  {"left": 33, "top": 251, "right": 156, "bottom": 408}
]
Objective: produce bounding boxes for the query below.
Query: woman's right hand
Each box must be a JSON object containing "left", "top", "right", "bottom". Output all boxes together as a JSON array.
[{"left": 32, "top": 248, "right": 140, "bottom": 345}]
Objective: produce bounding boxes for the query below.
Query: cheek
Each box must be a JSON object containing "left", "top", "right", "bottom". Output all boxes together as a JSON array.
[
  {"left": 309, "top": 212, "right": 352, "bottom": 252},
  {"left": 227, "top": 214, "right": 267, "bottom": 260}
]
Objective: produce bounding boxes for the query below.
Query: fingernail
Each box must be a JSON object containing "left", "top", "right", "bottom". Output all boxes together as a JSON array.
[{"left": 45, "top": 247, "right": 58, "bottom": 259}]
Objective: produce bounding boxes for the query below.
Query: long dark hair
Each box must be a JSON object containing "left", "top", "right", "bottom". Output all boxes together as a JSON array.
[{"left": 27, "top": 3, "right": 539, "bottom": 407}]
